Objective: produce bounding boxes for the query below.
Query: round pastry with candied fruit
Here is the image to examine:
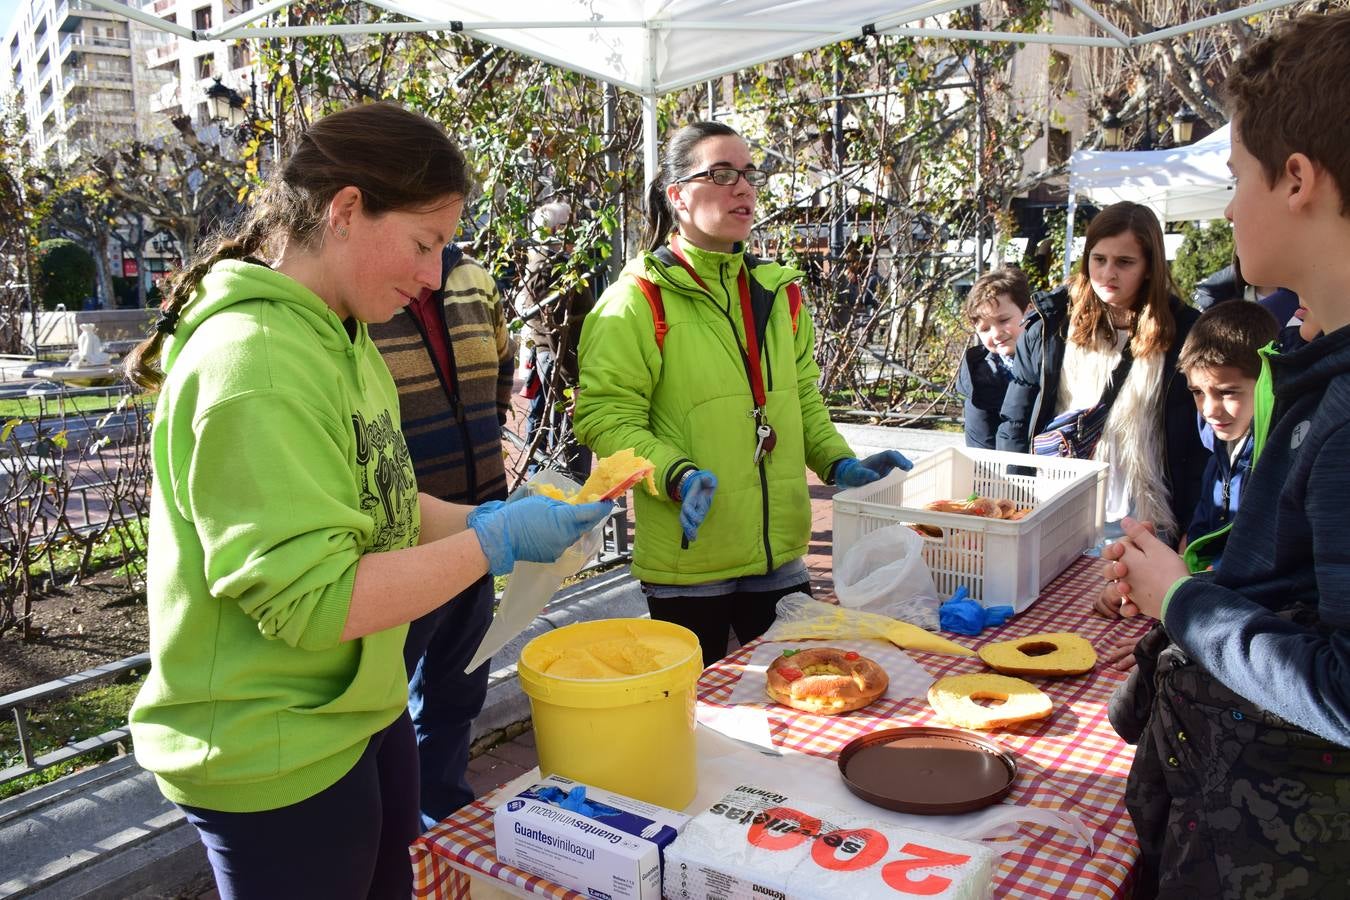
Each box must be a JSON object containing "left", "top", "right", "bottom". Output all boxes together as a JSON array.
[{"left": 765, "top": 647, "right": 889, "bottom": 715}]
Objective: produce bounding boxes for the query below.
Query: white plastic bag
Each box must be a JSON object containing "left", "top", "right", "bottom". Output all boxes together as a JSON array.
[
  {"left": 463, "top": 470, "right": 609, "bottom": 672},
  {"left": 833, "top": 524, "right": 941, "bottom": 629}
]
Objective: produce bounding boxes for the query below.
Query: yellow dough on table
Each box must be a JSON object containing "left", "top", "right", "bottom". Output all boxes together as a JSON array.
[
  {"left": 530, "top": 626, "right": 690, "bottom": 679},
  {"left": 767, "top": 604, "right": 974, "bottom": 657},
  {"left": 533, "top": 449, "right": 658, "bottom": 503},
  {"left": 928, "top": 673, "right": 1053, "bottom": 730},
  {"left": 978, "top": 631, "right": 1097, "bottom": 677}
]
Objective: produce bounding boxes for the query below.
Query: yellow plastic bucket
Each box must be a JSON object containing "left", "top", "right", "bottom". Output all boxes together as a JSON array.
[{"left": 517, "top": 618, "right": 703, "bottom": 810}]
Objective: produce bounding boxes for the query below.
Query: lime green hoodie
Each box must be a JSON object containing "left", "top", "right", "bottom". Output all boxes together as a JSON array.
[
  {"left": 129, "top": 260, "right": 420, "bottom": 813},
  {"left": 573, "top": 244, "right": 854, "bottom": 584}
]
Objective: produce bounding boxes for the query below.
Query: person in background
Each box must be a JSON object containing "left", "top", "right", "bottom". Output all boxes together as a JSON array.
[
  {"left": 996, "top": 201, "right": 1207, "bottom": 617},
  {"left": 1103, "top": 12, "right": 1350, "bottom": 894},
  {"left": 957, "top": 267, "right": 1031, "bottom": 449},
  {"left": 1096, "top": 300, "right": 1278, "bottom": 669},
  {"left": 1192, "top": 254, "right": 1301, "bottom": 324},
  {"left": 516, "top": 201, "right": 597, "bottom": 481},
  {"left": 574, "top": 121, "right": 911, "bottom": 667},
  {"left": 122, "top": 102, "right": 610, "bottom": 899},
  {"left": 368, "top": 242, "right": 514, "bottom": 831}
]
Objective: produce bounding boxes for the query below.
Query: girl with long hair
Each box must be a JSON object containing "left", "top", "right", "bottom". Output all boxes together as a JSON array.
[{"left": 997, "top": 201, "right": 1207, "bottom": 566}]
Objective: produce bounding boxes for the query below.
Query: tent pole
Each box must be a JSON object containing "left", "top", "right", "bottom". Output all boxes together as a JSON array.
[
  {"left": 1063, "top": 196, "right": 1077, "bottom": 282},
  {"left": 642, "top": 95, "right": 659, "bottom": 197}
]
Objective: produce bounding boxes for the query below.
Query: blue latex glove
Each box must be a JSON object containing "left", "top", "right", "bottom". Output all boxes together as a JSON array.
[
  {"left": 984, "top": 605, "right": 1014, "bottom": 628},
  {"left": 834, "top": 449, "right": 914, "bottom": 488},
  {"left": 679, "top": 469, "right": 717, "bottom": 542},
  {"left": 939, "top": 587, "right": 987, "bottom": 636},
  {"left": 468, "top": 495, "right": 613, "bottom": 576},
  {"left": 939, "top": 586, "right": 1017, "bottom": 635}
]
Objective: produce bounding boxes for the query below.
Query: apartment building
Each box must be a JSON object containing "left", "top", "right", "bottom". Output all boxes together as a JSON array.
[
  {"left": 4, "top": 0, "right": 172, "bottom": 161},
  {"left": 143, "top": 0, "right": 259, "bottom": 125}
]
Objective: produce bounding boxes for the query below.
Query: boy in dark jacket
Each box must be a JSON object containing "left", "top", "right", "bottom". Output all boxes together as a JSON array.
[
  {"left": 1103, "top": 12, "right": 1350, "bottom": 897},
  {"left": 956, "top": 267, "right": 1030, "bottom": 448},
  {"left": 1176, "top": 301, "right": 1278, "bottom": 572}
]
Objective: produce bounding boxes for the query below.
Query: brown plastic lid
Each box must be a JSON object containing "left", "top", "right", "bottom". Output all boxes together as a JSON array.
[{"left": 837, "top": 726, "right": 1017, "bottom": 815}]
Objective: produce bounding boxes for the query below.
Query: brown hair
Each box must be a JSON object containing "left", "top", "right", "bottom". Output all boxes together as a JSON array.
[
  {"left": 1225, "top": 9, "right": 1350, "bottom": 215},
  {"left": 965, "top": 267, "right": 1031, "bottom": 323},
  {"left": 643, "top": 120, "right": 742, "bottom": 253},
  {"left": 1068, "top": 201, "right": 1177, "bottom": 358},
  {"left": 1178, "top": 300, "right": 1280, "bottom": 380},
  {"left": 125, "top": 102, "right": 473, "bottom": 391}
]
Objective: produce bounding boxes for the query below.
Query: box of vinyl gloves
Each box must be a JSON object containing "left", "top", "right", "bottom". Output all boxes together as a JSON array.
[
  {"left": 662, "top": 785, "right": 997, "bottom": 900},
  {"left": 494, "top": 774, "right": 689, "bottom": 900}
]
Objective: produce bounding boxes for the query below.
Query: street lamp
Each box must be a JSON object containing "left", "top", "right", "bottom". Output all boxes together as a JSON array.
[
  {"left": 1101, "top": 110, "right": 1123, "bottom": 150},
  {"left": 205, "top": 77, "right": 247, "bottom": 128},
  {"left": 1172, "top": 105, "right": 1199, "bottom": 145}
]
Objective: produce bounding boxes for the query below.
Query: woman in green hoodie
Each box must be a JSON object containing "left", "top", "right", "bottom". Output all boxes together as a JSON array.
[
  {"left": 574, "top": 122, "right": 911, "bottom": 667},
  {"left": 123, "top": 102, "right": 610, "bottom": 900}
]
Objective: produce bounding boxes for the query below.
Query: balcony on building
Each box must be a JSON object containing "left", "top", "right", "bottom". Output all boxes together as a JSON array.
[
  {"left": 146, "top": 40, "right": 178, "bottom": 68},
  {"left": 59, "top": 0, "right": 128, "bottom": 32},
  {"left": 60, "top": 59, "right": 135, "bottom": 93}
]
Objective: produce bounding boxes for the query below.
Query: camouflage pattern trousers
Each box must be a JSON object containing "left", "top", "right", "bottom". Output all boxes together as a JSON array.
[{"left": 1122, "top": 629, "right": 1350, "bottom": 899}]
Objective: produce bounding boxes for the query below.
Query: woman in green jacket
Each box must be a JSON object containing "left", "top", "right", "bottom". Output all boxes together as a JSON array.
[
  {"left": 124, "top": 103, "right": 610, "bottom": 899},
  {"left": 574, "top": 121, "right": 911, "bottom": 667}
]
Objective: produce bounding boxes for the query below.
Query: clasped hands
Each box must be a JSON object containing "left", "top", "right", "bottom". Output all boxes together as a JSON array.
[{"left": 1098, "top": 517, "right": 1190, "bottom": 622}]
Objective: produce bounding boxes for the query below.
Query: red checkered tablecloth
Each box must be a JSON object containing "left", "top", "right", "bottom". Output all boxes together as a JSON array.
[{"left": 412, "top": 555, "right": 1152, "bottom": 899}]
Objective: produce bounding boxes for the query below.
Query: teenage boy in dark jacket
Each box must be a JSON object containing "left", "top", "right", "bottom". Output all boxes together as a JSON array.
[{"left": 1104, "top": 12, "right": 1350, "bottom": 896}]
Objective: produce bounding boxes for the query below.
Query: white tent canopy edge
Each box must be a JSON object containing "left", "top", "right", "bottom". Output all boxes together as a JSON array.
[{"left": 87, "top": 0, "right": 1298, "bottom": 216}]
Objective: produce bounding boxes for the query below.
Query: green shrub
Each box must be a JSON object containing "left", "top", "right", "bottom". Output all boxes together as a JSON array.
[
  {"left": 36, "top": 238, "right": 97, "bottom": 310},
  {"left": 1172, "top": 221, "right": 1233, "bottom": 302}
]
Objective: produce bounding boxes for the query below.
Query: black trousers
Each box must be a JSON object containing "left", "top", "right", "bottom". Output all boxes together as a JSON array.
[{"left": 646, "top": 580, "right": 812, "bottom": 668}]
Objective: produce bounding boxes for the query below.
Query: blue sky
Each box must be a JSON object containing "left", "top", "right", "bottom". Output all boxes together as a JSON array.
[{"left": 1, "top": 0, "right": 21, "bottom": 37}]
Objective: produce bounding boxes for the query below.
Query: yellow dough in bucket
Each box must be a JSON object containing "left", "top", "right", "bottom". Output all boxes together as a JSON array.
[{"left": 978, "top": 632, "right": 1097, "bottom": 677}]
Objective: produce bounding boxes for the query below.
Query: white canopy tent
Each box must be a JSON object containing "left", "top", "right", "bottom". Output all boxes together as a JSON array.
[
  {"left": 91, "top": 0, "right": 1298, "bottom": 191},
  {"left": 1069, "top": 124, "right": 1233, "bottom": 222},
  {"left": 1063, "top": 124, "right": 1233, "bottom": 275}
]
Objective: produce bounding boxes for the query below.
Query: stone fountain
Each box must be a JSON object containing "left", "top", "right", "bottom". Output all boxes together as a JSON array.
[{"left": 30, "top": 323, "right": 125, "bottom": 389}]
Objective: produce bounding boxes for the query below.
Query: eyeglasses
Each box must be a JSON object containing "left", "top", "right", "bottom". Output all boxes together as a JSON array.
[{"left": 675, "top": 166, "right": 768, "bottom": 188}]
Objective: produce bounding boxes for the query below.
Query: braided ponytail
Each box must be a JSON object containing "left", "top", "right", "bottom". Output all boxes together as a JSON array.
[
  {"left": 124, "top": 204, "right": 279, "bottom": 391},
  {"left": 124, "top": 101, "right": 473, "bottom": 393}
]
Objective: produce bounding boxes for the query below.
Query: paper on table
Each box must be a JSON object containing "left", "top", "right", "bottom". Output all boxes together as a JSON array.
[
  {"left": 692, "top": 726, "right": 1095, "bottom": 854},
  {"left": 695, "top": 704, "right": 783, "bottom": 755},
  {"left": 722, "top": 639, "right": 933, "bottom": 707},
  {"left": 462, "top": 472, "right": 608, "bottom": 674}
]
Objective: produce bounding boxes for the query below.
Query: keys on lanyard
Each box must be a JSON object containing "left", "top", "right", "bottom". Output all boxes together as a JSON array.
[{"left": 751, "top": 410, "right": 778, "bottom": 466}]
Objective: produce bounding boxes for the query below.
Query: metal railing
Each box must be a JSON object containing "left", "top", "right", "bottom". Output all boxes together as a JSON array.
[{"left": 0, "top": 654, "right": 148, "bottom": 788}]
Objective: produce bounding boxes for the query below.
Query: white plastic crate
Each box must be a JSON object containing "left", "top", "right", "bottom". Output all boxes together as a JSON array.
[{"left": 832, "top": 447, "right": 1107, "bottom": 612}]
